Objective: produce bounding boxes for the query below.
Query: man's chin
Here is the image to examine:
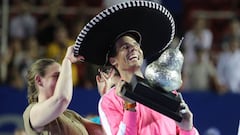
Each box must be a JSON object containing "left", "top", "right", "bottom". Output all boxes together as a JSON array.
[{"left": 128, "top": 63, "right": 141, "bottom": 69}]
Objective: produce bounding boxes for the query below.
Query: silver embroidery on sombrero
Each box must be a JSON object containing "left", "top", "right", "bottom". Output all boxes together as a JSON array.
[{"left": 74, "top": 0, "right": 175, "bottom": 56}]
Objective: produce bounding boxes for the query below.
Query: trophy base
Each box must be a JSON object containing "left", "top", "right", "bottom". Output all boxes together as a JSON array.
[{"left": 121, "top": 75, "right": 183, "bottom": 122}]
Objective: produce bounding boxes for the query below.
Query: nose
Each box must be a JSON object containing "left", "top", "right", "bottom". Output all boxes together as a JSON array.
[{"left": 128, "top": 44, "right": 138, "bottom": 52}]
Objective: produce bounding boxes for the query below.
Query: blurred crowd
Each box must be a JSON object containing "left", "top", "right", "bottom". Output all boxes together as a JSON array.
[
  {"left": 0, "top": 0, "right": 104, "bottom": 90},
  {"left": 0, "top": 0, "right": 240, "bottom": 94},
  {"left": 181, "top": 17, "right": 240, "bottom": 94}
]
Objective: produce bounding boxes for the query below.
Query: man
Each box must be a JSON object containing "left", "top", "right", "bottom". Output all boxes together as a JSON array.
[{"left": 98, "top": 31, "right": 198, "bottom": 134}]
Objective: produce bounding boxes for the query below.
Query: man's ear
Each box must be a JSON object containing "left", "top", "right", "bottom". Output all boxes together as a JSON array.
[
  {"left": 35, "top": 75, "right": 43, "bottom": 86},
  {"left": 109, "top": 57, "right": 117, "bottom": 66}
]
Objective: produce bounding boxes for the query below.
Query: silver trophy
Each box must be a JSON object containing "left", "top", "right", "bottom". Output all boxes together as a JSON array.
[{"left": 144, "top": 38, "right": 184, "bottom": 92}]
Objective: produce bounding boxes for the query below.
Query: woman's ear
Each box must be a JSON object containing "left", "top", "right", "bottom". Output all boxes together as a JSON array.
[{"left": 35, "top": 75, "right": 43, "bottom": 86}]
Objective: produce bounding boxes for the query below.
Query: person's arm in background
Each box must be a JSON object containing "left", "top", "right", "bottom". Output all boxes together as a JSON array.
[{"left": 30, "top": 46, "right": 84, "bottom": 131}]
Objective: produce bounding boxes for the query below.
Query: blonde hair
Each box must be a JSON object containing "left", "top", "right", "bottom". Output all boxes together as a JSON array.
[{"left": 26, "top": 58, "right": 57, "bottom": 103}]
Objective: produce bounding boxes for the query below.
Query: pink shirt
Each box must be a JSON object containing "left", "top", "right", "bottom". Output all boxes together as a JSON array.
[{"left": 99, "top": 87, "right": 199, "bottom": 135}]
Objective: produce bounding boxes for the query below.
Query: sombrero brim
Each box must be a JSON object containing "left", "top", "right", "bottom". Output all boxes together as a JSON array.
[{"left": 74, "top": 1, "right": 175, "bottom": 65}]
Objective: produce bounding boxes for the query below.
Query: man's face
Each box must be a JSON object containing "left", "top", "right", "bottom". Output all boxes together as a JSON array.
[{"left": 112, "top": 35, "right": 143, "bottom": 71}]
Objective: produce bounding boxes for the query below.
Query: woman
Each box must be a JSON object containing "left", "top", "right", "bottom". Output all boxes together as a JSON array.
[{"left": 23, "top": 45, "right": 104, "bottom": 135}]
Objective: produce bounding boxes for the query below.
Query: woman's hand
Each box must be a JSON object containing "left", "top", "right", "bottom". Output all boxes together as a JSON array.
[{"left": 64, "top": 45, "right": 85, "bottom": 63}]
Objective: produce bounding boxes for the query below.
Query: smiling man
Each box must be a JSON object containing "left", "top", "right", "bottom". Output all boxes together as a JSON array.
[{"left": 98, "top": 31, "right": 198, "bottom": 135}]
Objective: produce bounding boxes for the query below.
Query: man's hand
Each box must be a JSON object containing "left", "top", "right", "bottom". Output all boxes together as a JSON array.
[
  {"left": 176, "top": 93, "right": 193, "bottom": 130},
  {"left": 115, "top": 80, "right": 136, "bottom": 104}
]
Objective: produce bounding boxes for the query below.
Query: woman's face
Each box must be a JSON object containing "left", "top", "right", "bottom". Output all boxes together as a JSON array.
[
  {"left": 112, "top": 35, "right": 143, "bottom": 71},
  {"left": 40, "top": 62, "right": 61, "bottom": 97}
]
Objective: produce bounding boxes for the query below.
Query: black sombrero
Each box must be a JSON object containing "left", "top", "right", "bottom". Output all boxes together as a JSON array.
[{"left": 74, "top": 0, "right": 175, "bottom": 65}]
